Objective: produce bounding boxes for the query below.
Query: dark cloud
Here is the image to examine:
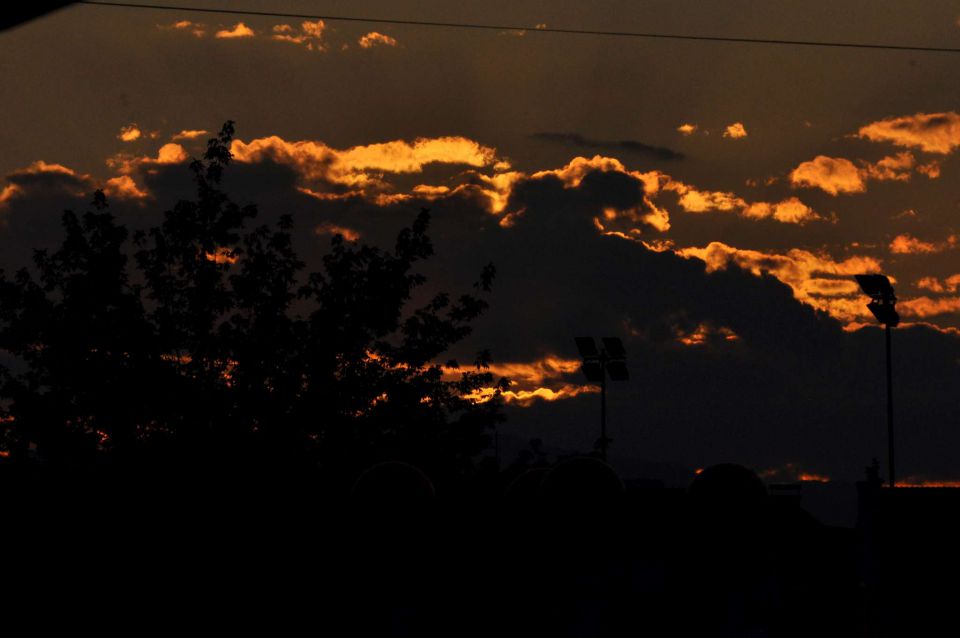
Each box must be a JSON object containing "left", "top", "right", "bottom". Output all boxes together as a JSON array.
[
  {"left": 532, "top": 132, "right": 685, "bottom": 161},
  {"left": 2, "top": 149, "right": 959, "bottom": 484}
]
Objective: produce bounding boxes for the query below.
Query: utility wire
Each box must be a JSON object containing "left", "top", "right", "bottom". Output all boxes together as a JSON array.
[{"left": 78, "top": 1, "right": 960, "bottom": 54}]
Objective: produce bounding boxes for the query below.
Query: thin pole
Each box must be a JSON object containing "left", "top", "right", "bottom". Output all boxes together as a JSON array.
[
  {"left": 885, "top": 324, "right": 895, "bottom": 488},
  {"left": 600, "top": 350, "right": 607, "bottom": 462}
]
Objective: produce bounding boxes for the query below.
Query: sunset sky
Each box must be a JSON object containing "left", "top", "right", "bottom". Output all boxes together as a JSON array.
[{"left": 3, "top": 1, "right": 960, "bottom": 483}]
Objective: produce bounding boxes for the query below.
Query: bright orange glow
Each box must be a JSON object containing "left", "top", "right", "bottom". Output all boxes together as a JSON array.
[
  {"left": 844, "top": 320, "right": 960, "bottom": 336},
  {"left": 315, "top": 222, "right": 360, "bottom": 242},
  {"left": 204, "top": 247, "right": 238, "bottom": 265},
  {"left": 759, "top": 463, "right": 830, "bottom": 483},
  {"left": 677, "top": 123, "right": 697, "bottom": 135},
  {"left": 676, "top": 323, "right": 739, "bottom": 346},
  {"left": 678, "top": 325, "right": 708, "bottom": 346},
  {"left": 898, "top": 478, "right": 960, "bottom": 488}
]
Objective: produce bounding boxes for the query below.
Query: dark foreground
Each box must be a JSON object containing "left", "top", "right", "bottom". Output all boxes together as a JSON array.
[{"left": 1, "top": 463, "right": 956, "bottom": 637}]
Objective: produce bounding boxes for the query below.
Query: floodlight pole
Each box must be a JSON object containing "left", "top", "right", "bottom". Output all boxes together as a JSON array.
[
  {"left": 600, "top": 348, "right": 608, "bottom": 463},
  {"left": 885, "top": 323, "right": 895, "bottom": 489}
]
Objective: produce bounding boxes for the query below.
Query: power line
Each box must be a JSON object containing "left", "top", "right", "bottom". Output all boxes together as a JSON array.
[{"left": 78, "top": 1, "right": 960, "bottom": 54}]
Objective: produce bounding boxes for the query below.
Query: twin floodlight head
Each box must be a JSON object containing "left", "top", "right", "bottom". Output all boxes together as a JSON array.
[
  {"left": 575, "top": 337, "right": 628, "bottom": 382},
  {"left": 854, "top": 274, "right": 899, "bottom": 327}
]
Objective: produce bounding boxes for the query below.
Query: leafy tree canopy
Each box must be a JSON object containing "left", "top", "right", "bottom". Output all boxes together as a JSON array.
[{"left": 0, "top": 122, "right": 506, "bottom": 489}]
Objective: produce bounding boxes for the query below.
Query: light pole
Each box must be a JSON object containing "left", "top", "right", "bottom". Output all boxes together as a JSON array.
[
  {"left": 854, "top": 274, "right": 899, "bottom": 488},
  {"left": 575, "top": 337, "right": 629, "bottom": 462}
]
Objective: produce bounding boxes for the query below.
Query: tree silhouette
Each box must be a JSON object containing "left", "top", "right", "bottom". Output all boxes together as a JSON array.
[{"left": 0, "top": 122, "right": 507, "bottom": 488}]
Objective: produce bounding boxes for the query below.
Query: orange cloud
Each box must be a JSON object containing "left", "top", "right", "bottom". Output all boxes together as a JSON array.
[
  {"left": 500, "top": 384, "right": 598, "bottom": 405},
  {"left": 889, "top": 233, "right": 955, "bottom": 255},
  {"left": 917, "top": 160, "right": 942, "bottom": 178},
  {"left": 449, "top": 355, "right": 596, "bottom": 406},
  {"left": 108, "top": 143, "right": 188, "bottom": 175},
  {"left": 899, "top": 296, "right": 960, "bottom": 318},
  {"left": 789, "top": 156, "right": 865, "bottom": 194},
  {"left": 432, "top": 170, "right": 526, "bottom": 215},
  {"left": 0, "top": 161, "right": 94, "bottom": 209},
  {"left": 103, "top": 175, "right": 149, "bottom": 200},
  {"left": 916, "top": 274, "right": 960, "bottom": 293},
  {"left": 359, "top": 32, "right": 398, "bottom": 48},
  {"left": 231, "top": 135, "right": 501, "bottom": 201},
  {"left": 0, "top": 184, "right": 23, "bottom": 209},
  {"left": 271, "top": 20, "right": 326, "bottom": 50},
  {"left": 118, "top": 124, "right": 142, "bottom": 142},
  {"left": 676, "top": 323, "right": 739, "bottom": 346},
  {"left": 156, "top": 143, "right": 187, "bottom": 164},
  {"left": 530, "top": 155, "right": 648, "bottom": 188},
  {"left": 857, "top": 111, "right": 960, "bottom": 154},
  {"left": 668, "top": 183, "right": 742, "bottom": 212},
  {"left": 215, "top": 23, "right": 255, "bottom": 39},
  {"left": 17, "top": 160, "right": 81, "bottom": 178},
  {"left": 526, "top": 156, "right": 671, "bottom": 230},
  {"left": 483, "top": 356, "right": 581, "bottom": 385},
  {"left": 315, "top": 222, "right": 360, "bottom": 242},
  {"left": 160, "top": 20, "right": 206, "bottom": 37},
  {"left": 667, "top": 180, "right": 821, "bottom": 225},
  {"left": 676, "top": 241, "right": 883, "bottom": 321},
  {"left": 723, "top": 122, "right": 747, "bottom": 139},
  {"left": 171, "top": 129, "right": 208, "bottom": 141},
  {"left": 844, "top": 320, "right": 960, "bottom": 336},
  {"left": 302, "top": 20, "right": 325, "bottom": 38},
  {"left": 790, "top": 152, "right": 926, "bottom": 195},
  {"left": 677, "top": 123, "right": 697, "bottom": 135},
  {"left": 530, "top": 155, "right": 818, "bottom": 228},
  {"left": 741, "top": 197, "right": 820, "bottom": 224},
  {"left": 862, "top": 152, "right": 915, "bottom": 181}
]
